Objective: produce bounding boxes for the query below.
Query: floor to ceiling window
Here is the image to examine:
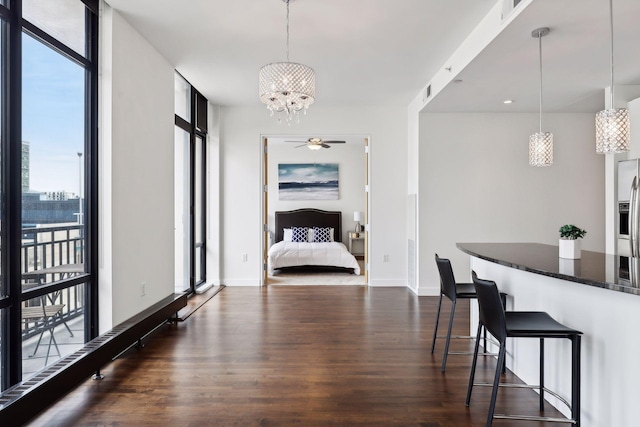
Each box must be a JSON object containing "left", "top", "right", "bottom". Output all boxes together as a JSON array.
[
  {"left": 174, "top": 72, "right": 207, "bottom": 294},
  {"left": 0, "top": 0, "right": 97, "bottom": 391}
]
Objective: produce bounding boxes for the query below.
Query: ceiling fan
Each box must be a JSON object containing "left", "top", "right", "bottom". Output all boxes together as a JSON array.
[{"left": 286, "top": 137, "right": 346, "bottom": 150}]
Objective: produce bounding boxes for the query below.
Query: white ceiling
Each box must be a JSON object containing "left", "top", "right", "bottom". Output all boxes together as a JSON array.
[
  {"left": 106, "top": 0, "right": 640, "bottom": 113},
  {"left": 424, "top": 0, "right": 640, "bottom": 113}
]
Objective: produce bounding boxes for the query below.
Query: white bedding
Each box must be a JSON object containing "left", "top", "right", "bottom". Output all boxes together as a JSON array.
[{"left": 268, "top": 241, "right": 360, "bottom": 275}]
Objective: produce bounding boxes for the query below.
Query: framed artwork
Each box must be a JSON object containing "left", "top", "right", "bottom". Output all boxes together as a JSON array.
[{"left": 278, "top": 163, "right": 339, "bottom": 200}]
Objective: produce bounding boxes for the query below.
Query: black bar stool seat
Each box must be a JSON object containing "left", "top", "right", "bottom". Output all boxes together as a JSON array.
[
  {"left": 451, "top": 283, "right": 476, "bottom": 298},
  {"left": 506, "top": 312, "right": 581, "bottom": 337},
  {"left": 467, "top": 272, "right": 582, "bottom": 427}
]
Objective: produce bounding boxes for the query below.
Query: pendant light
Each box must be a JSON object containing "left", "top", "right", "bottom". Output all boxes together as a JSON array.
[
  {"left": 259, "top": 0, "right": 315, "bottom": 125},
  {"left": 595, "top": 0, "right": 630, "bottom": 154},
  {"left": 529, "top": 27, "right": 553, "bottom": 167}
]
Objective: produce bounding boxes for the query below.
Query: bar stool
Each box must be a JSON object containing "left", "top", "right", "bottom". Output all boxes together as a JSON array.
[
  {"left": 431, "top": 254, "right": 505, "bottom": 372},
  {"left": 467, "top": 272, "right": 582, "bottom": 427}
]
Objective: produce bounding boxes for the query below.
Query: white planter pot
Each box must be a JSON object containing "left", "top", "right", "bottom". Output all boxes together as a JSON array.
[
  {"left": 558, "top": 258, "right": 581, "bottom": 275},
  {"left": 559, "top": 239, "right": 581, "bottom": 259}
]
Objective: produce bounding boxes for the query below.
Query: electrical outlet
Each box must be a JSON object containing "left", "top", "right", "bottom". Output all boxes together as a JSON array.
[
  {"left": 242, "top": 253, "right": 248, "bottom": 262},
  {"left": 141, "top": 282, "right": 146, "bottom": 296},
  {"left": 383, "top": 254, "right": 389, "bottom": 262}
]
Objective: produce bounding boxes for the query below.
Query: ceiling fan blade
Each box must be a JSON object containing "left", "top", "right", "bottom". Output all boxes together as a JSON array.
[
  {"left": 285, "top": 140, "right": 307, "bottom": 143},
  {"left": 321, "top": 143, "right": 331, "bottom": 148},
  {"left": 294, "top": 144, "right": 307, "bottom": 148},
  {"left": 323, "top": 140, "right": 346, "bottom": 144}
]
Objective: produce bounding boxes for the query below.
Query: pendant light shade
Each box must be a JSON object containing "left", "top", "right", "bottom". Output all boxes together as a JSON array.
[
  {"left": 529, "top": 27, "right": 553, "bottom": 167},
  {"left": 529, "top": 132, "right": 553, "bottom": 166},
  {"left": 596, "top": 0, "right": 630, "bottom": 154},
  {"left": 595, "top": 108, "right": 630, "bottom": 153}
]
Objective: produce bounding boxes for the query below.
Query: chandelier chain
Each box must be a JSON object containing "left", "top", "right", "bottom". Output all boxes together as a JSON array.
[{"left": 286, "top": 0, "right": 290, "bottom": 62}]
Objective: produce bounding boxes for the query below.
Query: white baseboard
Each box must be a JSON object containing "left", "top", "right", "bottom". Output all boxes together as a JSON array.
[
  {"left": 221, "top": 279, "right": 261, "bottom": 286},
  {"left": 367, "top": 279, "right": 407, "bottom": 287},
  {"left": 414, "top": 285, "right": 439, "bottom": 296},
  {"left": 195, "top": 282, "right": 214, "bottom": 294}
]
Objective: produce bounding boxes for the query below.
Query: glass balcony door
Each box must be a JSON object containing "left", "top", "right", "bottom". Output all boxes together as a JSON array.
[
  {"left": 193, "top": 133, "right": 206, "bottom": 288},
  {"left": 174, "top": 73, "right": 207, "bottom": 294},
  {"left": 0, "top": 0, "right": 98, "bottom": 390}
]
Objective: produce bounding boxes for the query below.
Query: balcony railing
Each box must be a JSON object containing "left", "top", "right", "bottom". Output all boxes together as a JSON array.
[{"left": 21, "top": 224, "right": 85, "bottom": 340}]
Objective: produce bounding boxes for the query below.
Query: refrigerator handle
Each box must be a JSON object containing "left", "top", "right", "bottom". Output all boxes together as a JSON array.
[{"left": 632, "top": 176, "right": 639, "bottom": 257}]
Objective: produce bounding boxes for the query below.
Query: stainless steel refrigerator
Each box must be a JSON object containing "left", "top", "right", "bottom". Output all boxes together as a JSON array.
[
  {"left": 618, "top": 159, "right": 640, "bottom": 285},
  {"left": 618, "top": 159, "right": 640, "bottom": 257}
]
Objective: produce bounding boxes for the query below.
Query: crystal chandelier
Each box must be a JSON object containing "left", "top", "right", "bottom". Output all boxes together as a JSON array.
[
  {"left": 529, "top": 27, "right": 553, "bottom": 167},
  {"left": 259, "top": 0, "right": 315, "bottom": 124},
  {"left": 595, "top": 0, "right": 630, "bottom": 154}
]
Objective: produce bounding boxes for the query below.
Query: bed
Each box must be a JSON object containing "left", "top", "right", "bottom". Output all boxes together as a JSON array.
[{"left": 268, "top": 208, "right": 361, "bottom": 275}]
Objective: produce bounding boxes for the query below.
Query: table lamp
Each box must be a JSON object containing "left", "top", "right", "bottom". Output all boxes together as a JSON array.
[{"left": 353, "top": 211, "right": 363, "bottom": 234}]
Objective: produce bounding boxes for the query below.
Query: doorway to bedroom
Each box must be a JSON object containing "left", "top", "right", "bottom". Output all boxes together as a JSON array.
[{"left": 262, "top": 135, "right": 369, "bottom": 286}]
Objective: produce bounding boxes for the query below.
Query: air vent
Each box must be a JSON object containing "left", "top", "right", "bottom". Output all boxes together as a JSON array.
[
  {"left": 423, "top": 84, "right": 431, "bottom": 103},
  {"left": 501, "top": 0, "right": 523, "bottom": 21}
]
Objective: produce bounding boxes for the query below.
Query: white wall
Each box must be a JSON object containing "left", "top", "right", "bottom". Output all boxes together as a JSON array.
[
  {"left": 418, "top": 112, "right": 605, "bottom": 296},
  {"left": 267, "top": 142, "right": 365, "bottom": 244},
  {"left": 99, "top": 5, "right": 176, "bottom": 331},
  {"left": 220, "top": 106, "right": 408, "bottom": 286}
]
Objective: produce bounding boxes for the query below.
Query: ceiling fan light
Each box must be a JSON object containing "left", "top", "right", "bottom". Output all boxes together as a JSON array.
[
  {"left": 595, "top": 107, "right": 630, "bottom": 154},
  {"left": 308, "top": 143, "right": 322, "bottom": 151}
]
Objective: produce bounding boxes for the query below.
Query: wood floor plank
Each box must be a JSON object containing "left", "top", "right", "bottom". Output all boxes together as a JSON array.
[{"left": 27, "top": 286, "right": 570, "bottom": 426}]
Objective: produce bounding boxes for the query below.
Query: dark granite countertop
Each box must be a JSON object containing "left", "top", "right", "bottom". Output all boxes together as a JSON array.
[{"left": 457, "top": 242, "right": 640, "bottom": 296}]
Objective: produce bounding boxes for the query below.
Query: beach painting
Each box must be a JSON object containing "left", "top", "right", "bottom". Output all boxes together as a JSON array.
[{"left": 278, "top": 163, "right": 339, "bottom": 200}]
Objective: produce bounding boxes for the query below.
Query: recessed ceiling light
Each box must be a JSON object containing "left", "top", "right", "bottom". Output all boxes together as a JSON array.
[{"left": 503, "top": 100, "right": 514, "bottom": 104}]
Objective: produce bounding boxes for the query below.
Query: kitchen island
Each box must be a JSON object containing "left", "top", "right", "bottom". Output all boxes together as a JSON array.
[{"left": 457, "top": 242, "right": 640, "bottom": 427}]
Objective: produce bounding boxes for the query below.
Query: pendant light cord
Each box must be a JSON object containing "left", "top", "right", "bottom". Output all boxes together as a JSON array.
[
  {"left": 538, "top": 32, "right": 543, "bottom": 133},
  {"left": 608, "top": 0, "right": 614, "bottom": 109}
]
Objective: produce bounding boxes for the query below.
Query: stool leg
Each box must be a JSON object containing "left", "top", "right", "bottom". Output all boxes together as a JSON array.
[
  {"left": 465, "top": 322, "right": 483, "bottom": 406},
  {"left": 573, "top": 335, "right": 581, "bottom": 427},
  {"left": 441, "top": 299, "right": 456, "bottom": 372},
  {"left": 486, "top": 341, "right": 507, "bottom": 427},
  {"left": 540, "top": 338, "right": 545, "bottom": 412},
  {"left": 431, "top": 293, "right": 443, "bottom": 354},
  {"left": 482, "top": 325, "right": 487, "bottom": 351},
  {"left": 500, "top": 294, "right": 507, "bottom": 375}
]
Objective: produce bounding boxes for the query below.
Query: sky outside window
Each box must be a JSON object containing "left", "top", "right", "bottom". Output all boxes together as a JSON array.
[{"left": 22, "top": 32, "right": 84, "bottom": 195}]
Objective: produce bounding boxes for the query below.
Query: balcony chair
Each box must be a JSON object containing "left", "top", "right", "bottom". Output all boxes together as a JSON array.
[{"left": 22, "top": 299, "right": 66, "bottom": 366}]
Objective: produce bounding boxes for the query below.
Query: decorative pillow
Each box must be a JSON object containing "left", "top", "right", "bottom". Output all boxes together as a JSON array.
[
  {"left": 313, "top": 226, "right": 332, "bottom": 243},
  {"left": 283, "top": 228, "right": 292, "bottom": 242},
  {"left": 291, "top": 227, "right": 309, "bottom": 243}
]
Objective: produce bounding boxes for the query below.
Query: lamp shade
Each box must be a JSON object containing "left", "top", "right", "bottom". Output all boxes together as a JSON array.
[
  {"left": 353, "top": 211, "right": 363, "bottom": 222},
  {"left": 595, "top": 108, "right": 630, "bottom": 153},
  {"left": 529, "top": 132, "right": 553, "bottom": 167}
]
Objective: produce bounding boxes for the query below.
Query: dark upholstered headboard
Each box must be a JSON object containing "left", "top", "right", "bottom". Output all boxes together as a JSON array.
[{"left": 274, "top": 209, "right": 342, "bottom": 243}]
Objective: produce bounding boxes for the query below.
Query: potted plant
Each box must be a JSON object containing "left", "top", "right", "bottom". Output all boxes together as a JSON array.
[{"left": 558, "top": 224, "right": 587, "bottom": 259}]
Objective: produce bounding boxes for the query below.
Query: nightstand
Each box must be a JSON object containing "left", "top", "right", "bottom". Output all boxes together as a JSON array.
[{"left": 348, "top": 235, "right": 365, "bottom": 257}]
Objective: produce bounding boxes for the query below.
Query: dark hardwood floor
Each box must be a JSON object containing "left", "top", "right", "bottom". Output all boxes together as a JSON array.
[{"left": 27, "top": 286, "right": 568, "bottom": 426}]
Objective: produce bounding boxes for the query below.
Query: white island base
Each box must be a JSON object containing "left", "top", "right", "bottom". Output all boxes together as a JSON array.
[{"left": 470, "top": 256, "right": 640, "bottom": 427}]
